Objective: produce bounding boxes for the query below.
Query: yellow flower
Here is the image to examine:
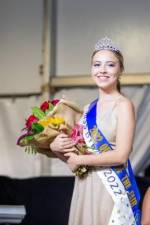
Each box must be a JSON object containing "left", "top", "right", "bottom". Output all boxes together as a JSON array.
[{"left": 38, "top": 117, "right": 65, "bottom": 127}]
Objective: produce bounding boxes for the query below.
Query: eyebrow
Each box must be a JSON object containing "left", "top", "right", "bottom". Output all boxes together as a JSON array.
[{"left": 93, "top": 60, "right": 118, "bottom": 63}]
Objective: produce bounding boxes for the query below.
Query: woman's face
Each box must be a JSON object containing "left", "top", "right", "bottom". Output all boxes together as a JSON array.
[{"left": 91, "top": 50, "right": 121, "bottom": 91}]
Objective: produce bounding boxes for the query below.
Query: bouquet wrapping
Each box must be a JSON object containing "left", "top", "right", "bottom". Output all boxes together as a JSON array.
[{"left": 17, "top": 99, "right": 89, "bottom": 177}]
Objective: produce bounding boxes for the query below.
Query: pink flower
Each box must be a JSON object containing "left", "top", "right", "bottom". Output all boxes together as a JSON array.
[
  {"left": 70, "top": 124, "right": 85, "bottom": 144},
  {"left": 25, "top": 115, "right": 38, "bottom": 129},
  {"left": 40, "top": 101, "right": 49, "bottom": 111}
]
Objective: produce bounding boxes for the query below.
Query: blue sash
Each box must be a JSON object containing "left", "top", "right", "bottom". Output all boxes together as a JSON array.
[{"left": 86, "top": 99, "right": 141, "bottom": 225}]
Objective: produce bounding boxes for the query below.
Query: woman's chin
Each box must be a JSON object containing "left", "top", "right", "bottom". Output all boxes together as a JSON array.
[
  {"left": 97, "top": 83, "right": 116, "bottom": 92},
  {"left": 96, "top": 82, "right": 111, "bottom": 89}
]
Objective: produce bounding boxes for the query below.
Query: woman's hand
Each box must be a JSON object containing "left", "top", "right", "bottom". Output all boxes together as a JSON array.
[
  {"left": 50, "top": 133, "right": 75, "bottom": 153},
  {"left": 64, "top": 152, "right": 80, "bottom": 172}
]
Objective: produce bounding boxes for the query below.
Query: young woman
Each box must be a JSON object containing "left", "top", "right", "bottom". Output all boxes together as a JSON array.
[{"left": 50, "top": 37, "right": 141, "bottom": 225}]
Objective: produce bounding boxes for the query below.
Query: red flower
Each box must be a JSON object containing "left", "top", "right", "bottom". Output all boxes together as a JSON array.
[
  {"left": 51, "top": 99, "right": 60, "bottom": 105},
  {"left": 40, "top": 101, "right": 49, "bottom": 111},
  {"left": 25, "top": 115, "right": 38, "bottom": 129}
]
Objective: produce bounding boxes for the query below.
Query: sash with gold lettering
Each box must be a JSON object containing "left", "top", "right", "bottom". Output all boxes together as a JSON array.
[{"left": 83, "top": 99, "right": 141, "bottom": 225}]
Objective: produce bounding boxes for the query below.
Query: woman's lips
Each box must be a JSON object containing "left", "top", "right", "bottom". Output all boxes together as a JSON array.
[{"left": 96, "top": 75, "right": 110, "bottom": 81}]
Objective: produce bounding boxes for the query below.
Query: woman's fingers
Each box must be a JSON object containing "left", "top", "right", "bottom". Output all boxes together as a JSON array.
[
  {"left": 50, "top": 132, "right": 76, "bottom": 152},
  {"left": 57, "top": 133, "right": 69, "bottom": 138},
  {"left": 63, "top": 147, "right": 77, "bottom": 153},
  {"left": 60, "top": 138, "right": 74, "bottom": 144},
  {"left": 59, "top": 142, "right": 74, "bottom": 150},
  {"left": 56, "top": 135, "right": 75, "bottom": 148},
  {"left": 51, "top": 139, "right": 74, "bottom": 152},
  {"left": 57, "top": 134, "right": 74, "bottom": 143},
  {"left": 64, "top": 152, "right": 71, "bottom": 157}
]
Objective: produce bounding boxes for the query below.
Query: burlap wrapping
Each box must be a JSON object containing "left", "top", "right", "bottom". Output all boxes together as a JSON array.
[{"left": 19, "top": 99, "right": 83, "bottom": 157}]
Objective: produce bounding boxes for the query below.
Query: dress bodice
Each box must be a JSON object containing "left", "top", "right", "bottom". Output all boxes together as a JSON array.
[
  {"left": 81, "top": 100, "right": 119, "bottom": 148},
  {"left": 96, "top": 101, "right": 118, "bottom": 146}
]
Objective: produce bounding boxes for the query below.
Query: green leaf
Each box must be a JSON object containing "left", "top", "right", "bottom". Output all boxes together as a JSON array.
[
  {"left": 31, "top": 122, "right": 44, "bottom": 133},
  {"left": 25, "top": 135, "right": 34, "bottom": 141},
  {"left": 32, "top": 107, "right": 45, "bottom": 119}
]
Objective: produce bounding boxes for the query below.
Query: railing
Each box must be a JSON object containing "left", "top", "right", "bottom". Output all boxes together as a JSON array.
[{"left": 41, "top": 73, "right": 150, "bottom": 93}]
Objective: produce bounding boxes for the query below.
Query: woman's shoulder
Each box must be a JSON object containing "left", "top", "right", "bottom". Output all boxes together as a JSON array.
[
  {"left": 117, "top": 95, "right": 134, "bottom": 108},
  {"left": 115, "top": 95, "right": 135, "bottom": 116}
]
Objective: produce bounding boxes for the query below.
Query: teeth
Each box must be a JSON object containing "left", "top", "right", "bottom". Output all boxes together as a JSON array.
[
  {"left": 98, "top": 76, "right": 109, "bottom": 81},
  {"left": 97, "top": 76, "right": 109, "bottom": 78}
]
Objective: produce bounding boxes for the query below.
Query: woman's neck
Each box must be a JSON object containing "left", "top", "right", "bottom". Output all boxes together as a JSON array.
[{"left": 98, "top": 89, "right": 121, "bottom": 101}]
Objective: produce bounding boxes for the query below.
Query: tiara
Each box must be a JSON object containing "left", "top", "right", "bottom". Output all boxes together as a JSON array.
[{"left": 94, "top": 37, "right": 121, "bottom": 52}]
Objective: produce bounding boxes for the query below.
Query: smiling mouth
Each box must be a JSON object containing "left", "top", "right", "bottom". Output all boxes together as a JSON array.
[{"left": 96, "top": 75, "right": 110, "bottom": 80}]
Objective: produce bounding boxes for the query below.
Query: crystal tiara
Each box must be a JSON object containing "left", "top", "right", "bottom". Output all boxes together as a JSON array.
[{"left": 94, "top": 37, "right": 121, "bottom": 53}]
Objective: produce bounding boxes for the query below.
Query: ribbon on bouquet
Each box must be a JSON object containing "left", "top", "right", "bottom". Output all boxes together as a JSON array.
[{"left": 86, "top": 99, "right": 141, "bottom": 225}]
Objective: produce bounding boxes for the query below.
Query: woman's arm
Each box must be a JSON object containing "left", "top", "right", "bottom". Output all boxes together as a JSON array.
[
  {"left": 51, "top": 152, "right": 67, "bottom": 162},
  {"left": 142, "top": 187, "right": 150, "bottom": 225},
  {"left": 65, "top": 99, "right": 135, "bottom": 168}
]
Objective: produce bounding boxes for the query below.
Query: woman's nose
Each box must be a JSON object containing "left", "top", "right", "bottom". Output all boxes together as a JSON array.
[{"left": 99, "top": 66, "right": 106, "bottom": 74}]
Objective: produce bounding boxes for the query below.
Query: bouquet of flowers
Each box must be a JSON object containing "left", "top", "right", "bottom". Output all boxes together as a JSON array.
[{"left": 17, "top": 98, "right": 89, "bottom": 177}]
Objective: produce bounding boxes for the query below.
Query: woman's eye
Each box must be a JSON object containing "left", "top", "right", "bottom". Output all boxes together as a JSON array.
[
  {"left": 93, "top": 63, "right": 100, "bottom": 67},
  {"left": 108, "top": 64, "right": 115, "bottom": 67}
]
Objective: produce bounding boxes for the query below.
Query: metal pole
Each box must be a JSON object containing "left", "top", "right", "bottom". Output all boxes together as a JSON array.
[{"left": 40, "top": 0, "right": 56, "bottom": 175}]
